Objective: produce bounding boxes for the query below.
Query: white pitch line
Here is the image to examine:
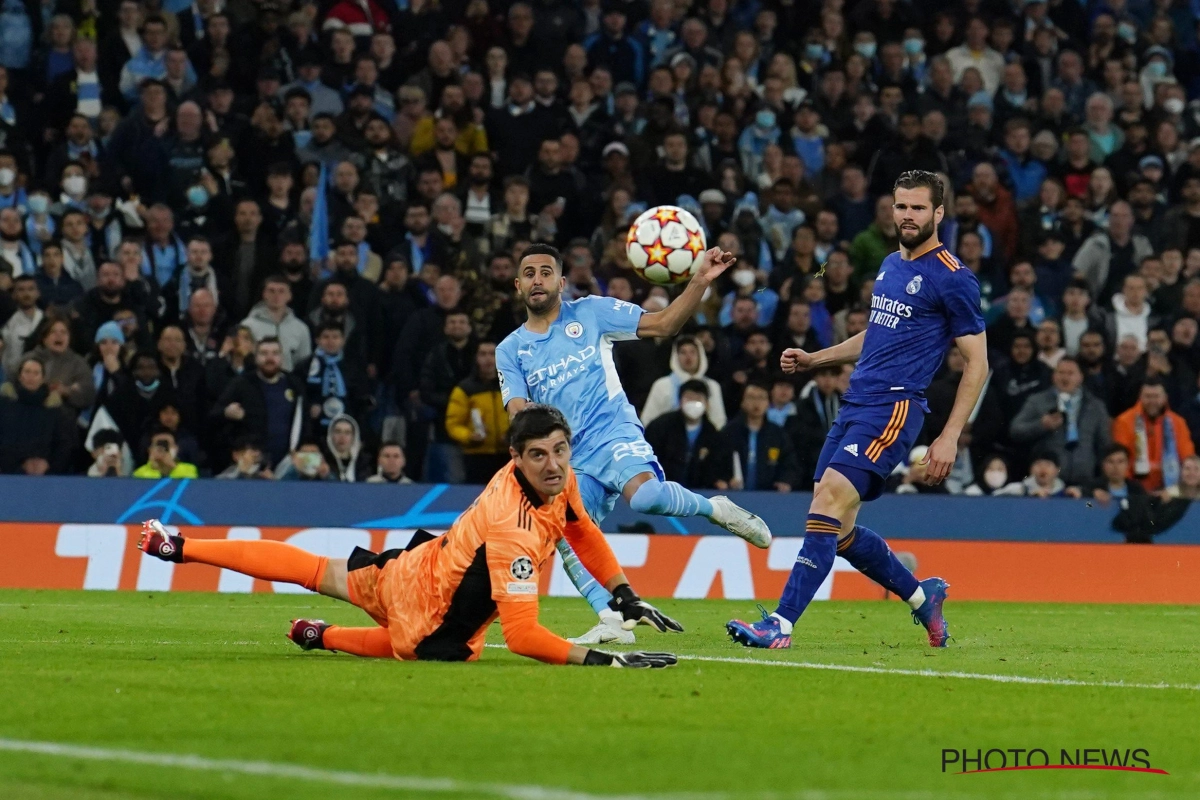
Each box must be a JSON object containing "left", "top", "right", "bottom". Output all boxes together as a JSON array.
[
  {"left": 675, "top": 654, "right": 1200, "bottom": 691},
  {"left": 480, "top": 643, "right": 1200, "bottom": 690},
  {"left": 0, "top": 739, "right": 1166, "bottom": 800},
  {"left": 0, "top": 738, "right": 660, "bottom": 800}
]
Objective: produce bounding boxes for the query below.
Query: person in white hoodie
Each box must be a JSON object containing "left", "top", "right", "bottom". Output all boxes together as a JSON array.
[
  {"left": 640, "top": 335, "right": 726, "bottom": 429},
  {"left": 239, "top": 275, "right": 313, "bottom": 371},
  {"left": 1104, "top": 273, "right": 1158, "bottom": 353}
]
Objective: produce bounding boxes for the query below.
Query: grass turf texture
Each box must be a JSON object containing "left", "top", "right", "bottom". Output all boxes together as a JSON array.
[{"left": 0, "top": 590, "right": 1197, "bottom": 800}]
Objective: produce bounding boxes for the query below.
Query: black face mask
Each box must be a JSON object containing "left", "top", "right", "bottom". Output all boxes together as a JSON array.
[
  {"left": 0, "top": 231, "right": 21, "bottom": 243},
  {"left": 283, "top": 260, "right": 305, "bottom": 273}
]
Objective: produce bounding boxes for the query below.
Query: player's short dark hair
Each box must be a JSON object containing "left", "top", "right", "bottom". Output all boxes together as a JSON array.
[
  {"left": 509, "top": 404, "right": 572, "bottom": 454},
  {"left": 379, "top": 440, "right": 403, "bottom": 452},
  {"left": 893, "top": 170, "right": 945, "bottom": 209},
  {"left": 256, "top": 335, "right": 282, "bottom": 350},
  {"left": 679, "top": 378, "right": 709, "bottom": 399},
  {"left": 519, "top": 243, "right": 563, "bottom": 273}
]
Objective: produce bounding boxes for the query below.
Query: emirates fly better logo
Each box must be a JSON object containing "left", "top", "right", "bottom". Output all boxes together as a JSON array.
[{"left": 942, "top": 748, "right": 1167, "bottom": 775}]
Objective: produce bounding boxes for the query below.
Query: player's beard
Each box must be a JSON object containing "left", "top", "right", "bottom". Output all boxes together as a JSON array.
[
  {"left": 898, "top": 219, "right": 936, "bottom": 251},
  {"left": 523, "top": 285, "right": 560, "bottom": 316}
]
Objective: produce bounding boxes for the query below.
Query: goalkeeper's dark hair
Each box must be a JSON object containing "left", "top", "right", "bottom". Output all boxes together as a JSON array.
[
  {"left": 509, "top": 404, "right": 572, "bottom": 454},
  {"left": 519, "top": 243, "right": 564, "bottom": 274},
  {"left": 893, "top": 170, "right": 945, "bottom": 210}
]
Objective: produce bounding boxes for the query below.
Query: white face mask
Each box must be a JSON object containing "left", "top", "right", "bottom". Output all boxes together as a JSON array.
[
  {"left": 63, "top": 175, "right": 87, "bottom": 196},
  {"left": 732, "top": 269, "right": 756, "bottom": 288},
  {"left": 1164, "top": 98, "right": 1185, "bottom": 115},
  {"left": 295, "top": 451, "right": 322, "bottom": 476},
  {"left": 682, "top": 400, "right": 706, "bottom": 421},
  {"left": 0, "top": 168, "right": 14, "bottom": 187},
  {"left": 984, "top": 469, "right": 1008, "bottom": 490}
]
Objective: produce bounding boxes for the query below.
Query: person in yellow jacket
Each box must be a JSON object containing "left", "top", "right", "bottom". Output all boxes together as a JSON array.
[
  {"left": 133, "top": 428, "right": 200, "bottom": 479},
  {"left": 408, "top": 87, "right": 489, "bottom": 158},
  {"left": 445, "top": 341, "right": 510, "bottom": 484}
]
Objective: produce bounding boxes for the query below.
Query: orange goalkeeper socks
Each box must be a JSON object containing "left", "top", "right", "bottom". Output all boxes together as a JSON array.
[
  {"left": 182, "top": 539, "right": 328, "bottom": 592},
  {"left": 323, "top": 626, "right": 393, "bottom": 658}
]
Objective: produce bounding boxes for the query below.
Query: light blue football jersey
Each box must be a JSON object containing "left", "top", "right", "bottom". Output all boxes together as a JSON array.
[{"left": 496, "top": 296, "right": 661, "bottom": 511}]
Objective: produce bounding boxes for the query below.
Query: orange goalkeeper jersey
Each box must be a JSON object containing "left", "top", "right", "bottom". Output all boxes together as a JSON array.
[{"left": 348, "top": 461, "right": 622, "bottom": 663}]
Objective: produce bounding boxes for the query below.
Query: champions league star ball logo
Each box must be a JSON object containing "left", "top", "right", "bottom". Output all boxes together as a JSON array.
[
  {"left": 565, "top": 322, "right": 584, "bottom": 339},
  {"left": 510, "top": 556, "right": 534, "bottom": 580},
  {"left": 906, "top": 275, "right": 923, "bottom": 295}
]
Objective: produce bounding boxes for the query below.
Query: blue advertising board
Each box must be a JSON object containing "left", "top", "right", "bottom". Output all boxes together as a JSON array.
[{"left": 1, "top": 476, "right": 1196, "bottom": 544}]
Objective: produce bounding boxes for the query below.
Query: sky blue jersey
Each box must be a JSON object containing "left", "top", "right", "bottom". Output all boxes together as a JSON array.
[
  {"left": 847, "top": 244, "right": 986, "bottom": 412},
  {"left": 496, "top": 295, "right": 650, "bottom": 477}
]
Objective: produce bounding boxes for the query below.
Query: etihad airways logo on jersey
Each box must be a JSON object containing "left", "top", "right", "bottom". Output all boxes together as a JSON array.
[
  {"left": 869, "top": 293, "right": 914, "bottom": 329},
  {"left": 525, "top": 345, "right": 598, "bottom": 389}
]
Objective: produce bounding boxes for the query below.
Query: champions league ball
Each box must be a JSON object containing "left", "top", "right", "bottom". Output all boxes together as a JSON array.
[{"left": 625, "top": 205, "right": 707, "bottom": 285}]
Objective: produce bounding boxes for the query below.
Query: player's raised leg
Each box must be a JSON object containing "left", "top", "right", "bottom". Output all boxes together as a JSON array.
[{"left": 139, "top": 520, "right": 393, "bottom": 657}]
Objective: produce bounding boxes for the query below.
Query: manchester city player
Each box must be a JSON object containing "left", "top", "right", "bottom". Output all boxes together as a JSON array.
[
  {"left": 727, "top": 171, "right": 988, "bottom": 649},
  {"left": 497, "top": 242, "right": 772, "bottom": 644}
]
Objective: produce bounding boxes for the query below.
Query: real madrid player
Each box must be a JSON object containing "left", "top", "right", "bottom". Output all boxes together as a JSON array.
[
  {"left": 727, "top": 171, "right": 988, "bottom": 649},
  {"left": 496, "top": 241, "right": 772, "bottom": 645},
  {"left": 139, "top": 406, "right": 682, "bottom": 667}
]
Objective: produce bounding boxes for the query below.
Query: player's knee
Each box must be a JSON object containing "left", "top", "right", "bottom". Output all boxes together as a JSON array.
[
  {"left": 811, "top": 472, "right": 860, "bottom": 522},
  {"left": 629, "top": 480, "right": 670, "bottom": 515}
]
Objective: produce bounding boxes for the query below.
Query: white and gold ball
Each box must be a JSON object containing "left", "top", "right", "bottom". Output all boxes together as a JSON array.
[{"left": 625, "top": 205, "right": 707, "bottom": 285}]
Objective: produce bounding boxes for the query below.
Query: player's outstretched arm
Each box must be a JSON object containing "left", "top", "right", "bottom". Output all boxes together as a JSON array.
[
  {"left": 637, "top": 247, "right": 735, "bottom": 339},
  {"left": 922, "top": 331, "right": 988, "bottom": 484},
  {"left": 781, "top": 331, "right": 866, "bottom": 374}
]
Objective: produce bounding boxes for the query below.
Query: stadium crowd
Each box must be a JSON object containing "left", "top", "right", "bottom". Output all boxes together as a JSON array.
[{"left": 0, "top": 0, "right": 1198, "bottom": 510}]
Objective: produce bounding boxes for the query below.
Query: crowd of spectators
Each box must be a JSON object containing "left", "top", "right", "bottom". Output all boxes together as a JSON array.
[{"left": 0, "top": 0, "right": 1199, "bottom": 512}]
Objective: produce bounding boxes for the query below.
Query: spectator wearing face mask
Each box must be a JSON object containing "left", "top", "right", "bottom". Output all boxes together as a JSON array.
[
  {"left": 276, "top": 439, "right": 335, "bottom": 481},
  {"left": 640, "top": 336, "right": 727, "bottom": 429},
  {"left": 644, "top": 379, "right": 733, "bottom": 490},
  {"left": 963, "top": 455, "right": 1025, "bottom": 496},
  {"left": 133, "top": 426, "right": 199, "bottom": 478}
]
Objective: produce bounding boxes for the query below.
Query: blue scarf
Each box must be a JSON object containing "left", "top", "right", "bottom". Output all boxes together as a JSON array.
[
  {"left": 309, "top": 349, "right": 346, "bottom": 401},
  {"left": 1059, "top": 390, "right": 1082, "bottom": 445},
  {"left": 142, "top": 236, "right": 187, "bottom": 285}
]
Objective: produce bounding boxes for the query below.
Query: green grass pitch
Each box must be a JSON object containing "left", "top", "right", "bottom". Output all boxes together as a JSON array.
[{"left": 0, "top": 589, "right": 1197, "bottom": 800}]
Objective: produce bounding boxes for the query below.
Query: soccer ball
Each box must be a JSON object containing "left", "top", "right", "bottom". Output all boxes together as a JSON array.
[{"left": 625, "top": 205, "right": 707, "bottom": 285}]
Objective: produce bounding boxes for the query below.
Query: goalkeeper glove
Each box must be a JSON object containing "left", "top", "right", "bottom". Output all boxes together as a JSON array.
[
  {"left": 583, "top": 650, "right": 678, "bottom": 668},
  {"left": 608, "top": 584, "right": 684, "bottom": 633}
]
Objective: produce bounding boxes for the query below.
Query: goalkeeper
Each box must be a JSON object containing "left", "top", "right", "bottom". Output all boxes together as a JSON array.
[{"left": 139, "top": 405, "right": 681, "bottom": 668}]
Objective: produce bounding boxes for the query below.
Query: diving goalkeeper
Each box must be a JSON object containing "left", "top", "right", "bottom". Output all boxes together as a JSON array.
[{"left": 138, "top": 405, "right": 681, "bottom": 668}]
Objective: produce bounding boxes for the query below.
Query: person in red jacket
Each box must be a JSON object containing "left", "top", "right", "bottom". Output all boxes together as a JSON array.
[{"left": 1111, "top": 378, "right": 1196, "bottom": 491}]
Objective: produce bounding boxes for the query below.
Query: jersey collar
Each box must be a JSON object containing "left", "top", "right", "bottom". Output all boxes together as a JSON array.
[{"left": 514, "top": 467, "right": 546, "bottom": 508}]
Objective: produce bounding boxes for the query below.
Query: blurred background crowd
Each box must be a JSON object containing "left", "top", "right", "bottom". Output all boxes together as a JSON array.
[{"left": 0, "top": 0, "right": 1198, "bottom": 510}]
